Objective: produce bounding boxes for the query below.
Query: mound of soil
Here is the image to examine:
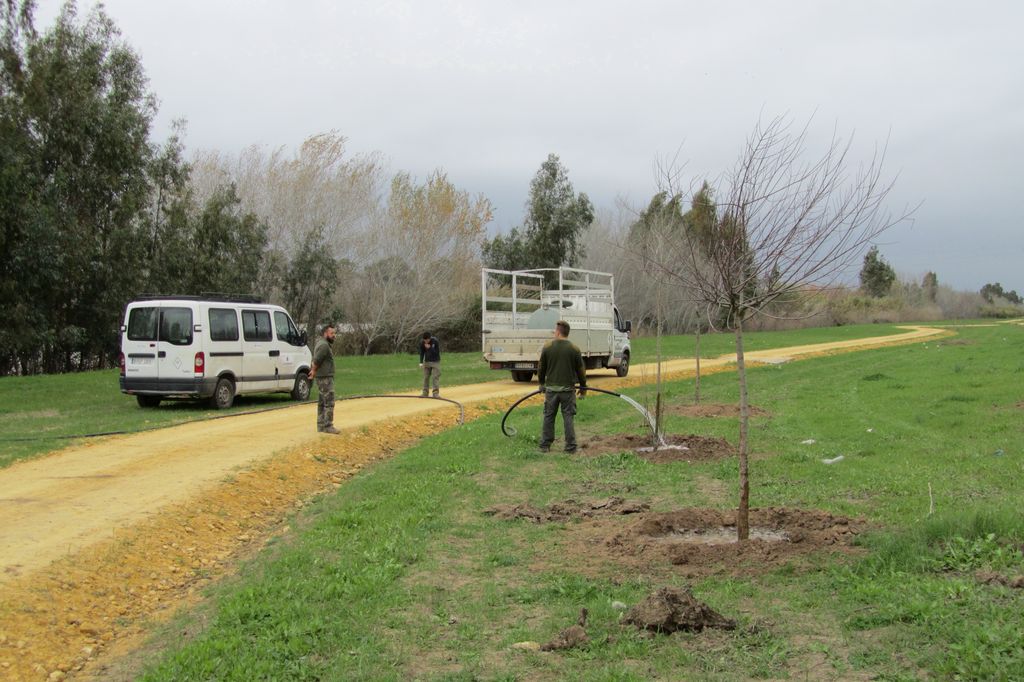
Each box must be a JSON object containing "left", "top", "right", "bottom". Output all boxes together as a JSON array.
[
  {"left": 605, "top": 507, "right": 865, "bottom": 578},
  {"left": 623, "top": 586, "right": 736, "bottom": 634},
  {"left": 666, "top": 403, "right": 769, "bottom": 419},
  {"left": 579, "top": 434, "right": 734, "bottom": 463},
  {"left": 974, "top": 571, "right": 1024, "bottom": 589},
  {"left": 484, "top": 497, "right": 649, "bottom": 523}
]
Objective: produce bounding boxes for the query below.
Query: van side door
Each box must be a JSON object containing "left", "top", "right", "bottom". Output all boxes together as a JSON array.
[
  {"left": 207, "top": 307, "right": 243, "bottom": 386},
  {"left": 241, "top": 309, "right": 277, "bottom": 392}
]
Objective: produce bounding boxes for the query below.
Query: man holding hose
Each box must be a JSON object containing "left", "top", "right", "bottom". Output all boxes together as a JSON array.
[{"left": 538, "top": 320, "right": 587, "bottom": 453}]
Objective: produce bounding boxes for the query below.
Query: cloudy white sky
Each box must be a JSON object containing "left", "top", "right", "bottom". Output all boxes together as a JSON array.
[{"left": 36, "top": 0, "right": 1024, "bottom": 290}]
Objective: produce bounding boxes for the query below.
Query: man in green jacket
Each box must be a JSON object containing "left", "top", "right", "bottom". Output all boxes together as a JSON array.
[
  {"left": 538, "top": 320, "right": 587, "bottom": 453},
  {"left": 308, "top": 323, "right": 339, "bottom": 434}
]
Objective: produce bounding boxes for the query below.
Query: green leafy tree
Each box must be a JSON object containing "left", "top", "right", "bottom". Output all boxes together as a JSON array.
[
  {"left": 1, "top": 1, "right": 157, "bottom": 373},
  {"left": 859, "top": 246, "right": 896, "bottom": 297},
  {"left": 980, "top": 282, "right": 1021, "bottom": 305},
  {"left": 483, "top": 153, "right": 593, "bottom": 275},
  {"left": 922, "top": 271, "right": 938, "bottom": 302}
]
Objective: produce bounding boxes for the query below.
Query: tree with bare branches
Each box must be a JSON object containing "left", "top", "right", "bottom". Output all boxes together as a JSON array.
[{"left": 648, "top": 116, "right": 910, "bottom": 540}]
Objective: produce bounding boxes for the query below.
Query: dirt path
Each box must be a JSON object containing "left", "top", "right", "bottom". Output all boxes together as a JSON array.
[{"left": 0, "top": 324, "right": 946, "bottom": 679}]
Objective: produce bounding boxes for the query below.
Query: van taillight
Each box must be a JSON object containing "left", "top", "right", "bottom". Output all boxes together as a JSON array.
[
  {"left": 119, "top": 352, "right": 125, "bottom": 376},
  {"left": 194, "top": 352, "right": 205, "bottom": 375}
]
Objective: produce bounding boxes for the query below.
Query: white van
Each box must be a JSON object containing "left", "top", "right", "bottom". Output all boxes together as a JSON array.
[{"left": 118, "top": 296, "right": 313, "bottom": 409}]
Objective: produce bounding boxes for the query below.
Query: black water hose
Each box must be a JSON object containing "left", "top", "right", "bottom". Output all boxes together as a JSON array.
[
  {"left": 500, "top": 386, "right": 623, "bottom": 437},
  {"left": 1, "top": 394, "right": 464, "bottom": 443}
]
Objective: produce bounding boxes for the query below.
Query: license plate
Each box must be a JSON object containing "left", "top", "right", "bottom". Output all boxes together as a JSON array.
[
  {"left": 132, "top": 357, "right": 154, "bottom": 365},
  {"left": 515, "top": 362, "right": 533, "bottom": 369}
]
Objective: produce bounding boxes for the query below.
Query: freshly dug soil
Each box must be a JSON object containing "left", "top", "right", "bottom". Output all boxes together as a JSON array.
[
  {"left": 579, "top": 433, "right": 734, "bottom": 463},
  {"left": 602, "top": 507, "right": 866, "bottom": 578},
  {"left": 666, "top": 403, "right": 769, "bottom": 419},
  {"left": 623, "top": 586, "right": 736, "bottom": 633},
  {"left": 974, "top": 570, "right": 1024, "bottom": 588},
  {"left": 484, "top": 497, "right": 649, "bottom": 523}
]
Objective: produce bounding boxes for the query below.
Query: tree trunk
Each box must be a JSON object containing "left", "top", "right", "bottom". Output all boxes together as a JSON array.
[
  {"left": 734, "top": 316, "right": 750, "bottom": 541},
  {"left": 655, "top": 313, "right": 663, "bottom": 444},
  {"left": 694, "top": 326, "right": 701, "bottom": 404}
]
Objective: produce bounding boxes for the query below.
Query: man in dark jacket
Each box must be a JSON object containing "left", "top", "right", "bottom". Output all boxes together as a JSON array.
[
  {"left": 419, "top": 332, "right": 441, "bottom": 398},
  {"left": 309, "top": 324, "right": 339, "bottom": 434},
  {"left": 538, "top": 320, "right": 587, "bottom": 453}
]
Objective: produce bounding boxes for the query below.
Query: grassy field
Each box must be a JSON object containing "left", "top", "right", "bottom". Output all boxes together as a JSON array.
[
  {"left": 133, "top": 322, "right": 1023, "bottom": 680},
  {"left": 0, "top": 323, "right": 906, "bottom": 468}
]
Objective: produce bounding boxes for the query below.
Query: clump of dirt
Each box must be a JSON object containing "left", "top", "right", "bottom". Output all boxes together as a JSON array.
[
  {"left": 974, "top": 570, "right": 1024, "bottom": 589},
  {"left": 579, "top": 433, "right": 734, "bottom": 463},
  {"left": 623, "top": 586, "right": 736, "bottom": 634},
  {"left": 484, "top": 497, "right": 649, "bottom": 523},
  {"left": 605, "top": 507, "right": 865, "bottom": 578},
  {"left": 666, "top": 403, "right": 769, "bottom": 419},
  {"left": 938, "top": 338, "right": 976, "bottom": 347}
]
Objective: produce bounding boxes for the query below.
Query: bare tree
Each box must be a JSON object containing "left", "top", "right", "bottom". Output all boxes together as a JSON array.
[
  {"left": 341, "top": 170, "right": 493, "bottom": 353},
  {"left": 649, "top": 116, "right": 910, "bottom": 540}
]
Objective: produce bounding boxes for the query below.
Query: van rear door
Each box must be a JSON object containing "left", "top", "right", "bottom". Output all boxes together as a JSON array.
[
  {"left": 156, "top": 306, "right": 196, "bottom": 389},
  {"left": 124, "top": 304, "right": 160, "bottom": 385}
]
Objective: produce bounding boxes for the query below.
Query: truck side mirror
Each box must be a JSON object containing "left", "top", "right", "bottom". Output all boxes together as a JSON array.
[
  {"left": 624, "top": 320, "right": 632, "bottom": 333},
  {"left": 299, "top": 330, "right": 308, "bottom": 346}
]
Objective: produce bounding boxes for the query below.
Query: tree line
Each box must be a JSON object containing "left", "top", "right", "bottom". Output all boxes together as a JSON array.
[{"left": 3, "top": 3, "right": 1017, "bottom": 377}]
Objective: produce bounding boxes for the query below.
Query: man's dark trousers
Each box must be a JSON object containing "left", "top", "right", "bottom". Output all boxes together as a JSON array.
[{"left": 540, "top": 390, "right": 577, "bottom": 452}]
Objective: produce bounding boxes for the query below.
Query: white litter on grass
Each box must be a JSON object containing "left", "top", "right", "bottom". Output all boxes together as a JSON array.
[
  {"left": 801, "top": 439, "right": 817, "bottom": 445},
  {"left": 866, "top": 428, "right": 875, "bottom": 433},
  {"left": 636, "top": 445, "right": 690, "bottom": 453},
  {"left": 821, "top": 455, "right": 845, "bottom": 465},
  {"left": 611, "top": 601, "right": 628, "bottom": 611}
]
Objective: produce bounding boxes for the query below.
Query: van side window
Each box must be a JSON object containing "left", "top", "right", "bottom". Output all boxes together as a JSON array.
[
  {"left": 209, "top": 308, "right": 240, "bottom": 342},
  {"left": 160, "top": 307, "right": 193, "bottom": 346},
  {"left": 274, "top": 311, "right": 300, "bottom": 345},
  {"left": 242, "top": 310, "right": 272, "bottom": 342},
  {"left": 127, "top": 307, "right": 158, "bottom": 341}
]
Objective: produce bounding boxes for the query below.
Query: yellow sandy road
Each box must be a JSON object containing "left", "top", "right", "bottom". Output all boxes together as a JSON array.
[{"left": 0, "top": 324, "right": 945, "bottom": 581}]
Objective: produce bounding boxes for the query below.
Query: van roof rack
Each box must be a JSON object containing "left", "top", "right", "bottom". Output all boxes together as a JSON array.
[{"left": 136, "top": 293, "right": 264, "bottom": 303}]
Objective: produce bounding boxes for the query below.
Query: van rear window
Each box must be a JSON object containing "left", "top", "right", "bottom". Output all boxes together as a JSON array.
[
  {"left": 127, "top": 307, "right": 158, "bottom": 341},
  {"left": 160, "top": 308, "right": 194, "bottom": 346}
]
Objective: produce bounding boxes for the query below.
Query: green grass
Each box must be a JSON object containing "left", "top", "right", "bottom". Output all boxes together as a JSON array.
[
  {"left": 0, "top": 323, "right": 906, "bottom": 468},
  {"left": 137, "top": 322, "right": 1024, "bottom": 680}
]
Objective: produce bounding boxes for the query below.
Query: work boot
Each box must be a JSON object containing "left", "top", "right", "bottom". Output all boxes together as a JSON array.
[
  {"left": 323, "top": 426, "right": 340, "bottom": 435},
  {"left": 420, "top": 392, "right": 429, "bottom": 398},
  {"left": 432, "top": 391, "right": 440, "bottom": 398}
]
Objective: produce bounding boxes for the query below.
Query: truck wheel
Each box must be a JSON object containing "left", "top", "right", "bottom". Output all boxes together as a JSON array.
[
  {"left": 292, "top": 371, "right": 311, "bottom": 401},
  {"left": 210, "top": 377, "right": 235, "bottom": 409},
  {"left": 616, "top": 353, "right": 630, "bottom": 377},
  {"left": 511, "top": 370, "right": 534, "bottom": 383},
  {"left": 136, "top": 395, "right": 161, "bottom": 408}
]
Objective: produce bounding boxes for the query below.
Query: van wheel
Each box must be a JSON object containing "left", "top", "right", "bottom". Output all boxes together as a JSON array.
[
  {"left": 615, "top": 353, "right": 630, "bottom": 377},
  {"left": 210, "top": 377, "right": 235, "bottom": 409},
  {"left": 292, "top": 371, "right": 311, "bottom": 401},
  {"left": 136, "top": 395, "right": 161, "bottom": 408},
  {"left": 511, "top": 370, "right": 534, "bottom": 383}
]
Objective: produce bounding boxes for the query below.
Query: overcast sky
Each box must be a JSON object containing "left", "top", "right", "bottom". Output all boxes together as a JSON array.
[{"left": 36, "top": 0, "right": 1024, "bottom": 291}]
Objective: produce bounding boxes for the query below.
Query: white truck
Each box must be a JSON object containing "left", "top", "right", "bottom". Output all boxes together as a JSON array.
[{"left": 481, "top": 267, "right": 632, "bottom": 382}]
